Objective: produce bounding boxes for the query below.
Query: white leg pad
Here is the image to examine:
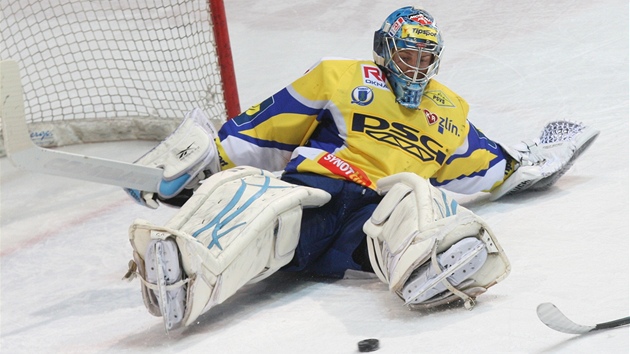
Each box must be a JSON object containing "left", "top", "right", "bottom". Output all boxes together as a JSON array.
[
  {"left": 364, "top": 172, "right": 511, "bottom": 308},
  {"left": 129, "top": 166, "right": 331, "bottom": 327}
]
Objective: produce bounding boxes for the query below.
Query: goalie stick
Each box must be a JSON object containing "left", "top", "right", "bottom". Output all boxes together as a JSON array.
[
  {"left": 1, "top": 60, "right": 163, "bottom": 192},
  {"left": 537, "top": 302, "right": 630, "bottom": 334}
]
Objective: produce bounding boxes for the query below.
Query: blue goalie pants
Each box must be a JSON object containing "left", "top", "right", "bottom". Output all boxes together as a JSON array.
[{"left": 280, "top": 173, "right": 382, "bottom": 278}]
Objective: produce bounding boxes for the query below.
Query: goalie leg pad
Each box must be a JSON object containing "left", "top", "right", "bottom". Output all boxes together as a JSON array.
[
  {"left": 364, "top": 172, "right": 510, "bottom": 309},
  {"left": 128, "top": 166, "right": 331, "bottom": 327}
]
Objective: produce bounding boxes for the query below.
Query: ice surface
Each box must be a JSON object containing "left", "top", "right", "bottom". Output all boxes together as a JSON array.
[{"left": 1, "top": 1, "right": 628, "bottom": 353}]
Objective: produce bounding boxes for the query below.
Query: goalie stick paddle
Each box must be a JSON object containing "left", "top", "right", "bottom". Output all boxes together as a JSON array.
[
  {"left": 0, "top": 60, "right": 163, "bottom": 192},
  {"left": 537, "top": 302, "right": 630, "bottom": 335}
]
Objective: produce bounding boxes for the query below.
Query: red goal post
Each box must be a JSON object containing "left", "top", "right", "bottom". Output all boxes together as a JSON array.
[
  {"left": 0, "top": 0, "right": 240, "bottom": 156},
  {"left": 209, "top": 0, "right": 240, "bottom": 119}
]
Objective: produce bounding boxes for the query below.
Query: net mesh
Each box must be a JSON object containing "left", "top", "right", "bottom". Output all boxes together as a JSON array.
[{"left": 1, "top": 0, "right": 228, "bottom": 153}]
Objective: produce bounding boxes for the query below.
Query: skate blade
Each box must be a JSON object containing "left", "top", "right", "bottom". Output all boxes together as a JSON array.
[
  {"left": 153, "top": 241, "right": 182, "bottom": 333},
  {"left": 154, "top": 242, "right": 171, "bottom": 333}
]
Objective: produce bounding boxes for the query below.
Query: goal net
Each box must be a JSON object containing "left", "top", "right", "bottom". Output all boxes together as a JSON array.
[{"left": 0, "top": 0, "right": 239, "bottom": 156}]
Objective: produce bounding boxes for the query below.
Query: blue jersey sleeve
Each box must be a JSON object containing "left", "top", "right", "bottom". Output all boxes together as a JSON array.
[{"left": 430, "top": 122, "right": 509, "bottom": 194}]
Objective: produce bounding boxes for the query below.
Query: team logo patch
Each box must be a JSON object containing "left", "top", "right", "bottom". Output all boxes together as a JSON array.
[
  {"left": 351, "top": 86, "right": 374, "bottom": 106},
  {"left": 422, "top": 90, "right": 456, "bottom": 108},
  {"left": 361, "top": 65, "right": 388, "bottom": 90}
]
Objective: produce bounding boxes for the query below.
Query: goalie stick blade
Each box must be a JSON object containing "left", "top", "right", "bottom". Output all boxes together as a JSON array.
[
  {"left": 1, "top": 60, "right": 162, "bottom": 192},
  {"left": 537, "top": 302, "right": 630, "bottom": 335},
  {"left": 537, "top": 303, "right": 594, "bottom": 334}
]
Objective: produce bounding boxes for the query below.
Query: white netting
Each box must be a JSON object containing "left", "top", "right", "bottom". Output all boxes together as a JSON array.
[
  {"left": 538, "top": 121, "right": 585, "bottom": 144},
  {"left": 1, "top": 0, "right": 230, "bottom": 155}
]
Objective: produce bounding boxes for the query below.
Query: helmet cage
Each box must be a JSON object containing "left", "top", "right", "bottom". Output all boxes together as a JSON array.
[
  {"left": 383, "top": 36, "right": 442, "bottom": 86},
  {"left": 372, "top": 7, "right": 444, "bottom": 109}
]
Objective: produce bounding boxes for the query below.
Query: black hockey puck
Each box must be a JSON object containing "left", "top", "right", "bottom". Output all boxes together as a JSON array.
[{"left": 358, "top": 338, "right": 380, "bottom": 352}]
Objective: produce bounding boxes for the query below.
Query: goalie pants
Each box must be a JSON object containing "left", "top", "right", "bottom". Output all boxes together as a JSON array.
[{"left": 280, "top": 173, "right": 382, "bottom": 278}]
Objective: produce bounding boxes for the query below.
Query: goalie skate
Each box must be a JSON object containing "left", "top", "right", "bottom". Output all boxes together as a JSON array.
[
  {"left": 402, "top": 237, "right": 488, "bottom": 305},
  {"left": 145, "top": 239, "right": 187, "bottom": 332}
]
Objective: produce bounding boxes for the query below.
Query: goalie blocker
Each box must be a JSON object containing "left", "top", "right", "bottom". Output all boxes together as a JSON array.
[{"left": 124, "top": 108, "right": 223, "bottom": 209}]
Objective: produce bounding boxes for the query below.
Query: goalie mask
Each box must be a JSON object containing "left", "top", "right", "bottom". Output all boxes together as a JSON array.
[{"left": 373, "top": 7, "right": 444, "bottom": 109}]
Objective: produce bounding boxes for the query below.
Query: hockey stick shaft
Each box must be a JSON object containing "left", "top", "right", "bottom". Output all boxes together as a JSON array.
[
  {"left": 1, "top": 60, "right": 163, "bottom": 192},
  {"left": 593, "top": 316, "right": 630, "bottom": 331}
]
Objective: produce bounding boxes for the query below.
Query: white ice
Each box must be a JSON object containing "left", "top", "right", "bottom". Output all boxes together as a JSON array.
[{"left": 1, "top": 0, "right": 628, "bottom": 353}]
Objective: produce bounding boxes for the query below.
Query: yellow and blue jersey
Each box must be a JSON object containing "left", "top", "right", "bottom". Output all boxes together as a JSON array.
[{"left": 216, "top": 58, "right": 508, "bottom": 194}]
